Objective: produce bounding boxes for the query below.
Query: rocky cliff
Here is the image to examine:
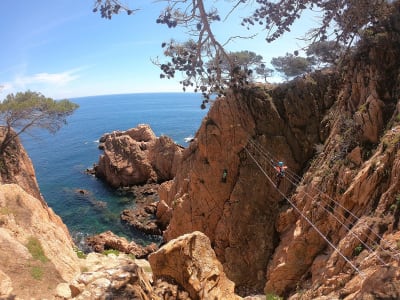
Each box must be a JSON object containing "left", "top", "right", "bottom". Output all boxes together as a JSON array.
[
  {"left": 157, "top": 10, "right": 400, "bottom": 299},
  {"left": 0, "top": 131, "right": 81, "bottom": 299},
  {"left": 159, "top": 70, "right": 340, "bottom": 294},
  {"left": 94, "top": 124, "right": 184, "bottom": 188}
]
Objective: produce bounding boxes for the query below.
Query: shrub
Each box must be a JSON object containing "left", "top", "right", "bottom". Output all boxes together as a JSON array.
[
  {"left": 30, "top": 266, "right": 44, "bottom": 280},
  {"left": 102, "top": 249, "right": 120, "bottom": 256},
  {"left": 266, "top": 293, "right": 283, "bottom": 300},
  {"left": 26, "top": 237, "right": 48, "bottom": 263},
  {"left": 0, "top": 207, "right": 12, "bottom": 215},
  {"left": 353, "top": 244, "right": 363, "bottom": 256},
  {"left": 74, "top": 247, "right": 87, "bottom": 259}
]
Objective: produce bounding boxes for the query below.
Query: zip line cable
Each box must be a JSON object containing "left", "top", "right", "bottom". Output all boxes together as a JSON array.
[
  {"left": 246, "top": 137, "right": 400, "bottom": 263},
  {"left": 244, "top": 146, "right": 365, "bottom": 277},
  {"left": 247, "top": 138, "right": 387, "bottom": 264}
]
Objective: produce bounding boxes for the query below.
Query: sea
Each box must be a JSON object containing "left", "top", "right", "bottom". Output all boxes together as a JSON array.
[{"left": 21, "top": 93, "right": 207, "bottom": 246}]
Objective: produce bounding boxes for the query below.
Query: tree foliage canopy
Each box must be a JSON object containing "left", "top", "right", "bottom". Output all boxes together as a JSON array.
[
  {"left": 94, "top": 0, "right": 398, "bottom": 106},
  {"left": 306, "top": 40, "right": 344, "bottom": 65},
  {"left": 0, "top": 91, "right": 79, "bottom": 153},
  {"left": 271, "top": 53, "right": 313, "bottom": 79}
]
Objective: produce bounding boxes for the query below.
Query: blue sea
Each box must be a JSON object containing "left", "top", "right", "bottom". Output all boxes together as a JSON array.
[{"left": 21, "top": 93, "right": 207, "bottom": 245}]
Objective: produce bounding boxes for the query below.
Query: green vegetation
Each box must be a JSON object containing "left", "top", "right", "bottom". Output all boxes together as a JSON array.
[
  {"left": 391, "top": 194, "right": 400, "bottom": 212},
  {"left": 396, "top": 194, "right": 400, "bottom": 205},
  {"left": 26, "top": 237, "right": 48, "bottom": 263},
  {"left": 0, "top": 206, "right": 12, "bottom": 215},
  {"left": 271, "top": 53, "right": 313, "bottom": 79},
  {"left": 102, "top": 249, "right": 120, "bottom": 256},
  {"left": 358, "top": 103, "right": 368, "bottom": 113},
  {"left": 353, "top": 244, "right": 364, "bottom": 256},
  {"left": 266, "top": 293, "right": 283, "bottom": 300},
  {"left": 80, "top": 266, "right": 89, "bottom": 273},
  {"left": 0, "top": 91, "right": 79, "bottom": 154},
  {"left": 94, "top": 0, "right": 394, "bottom": 105},
  {"left": 74, "top": 247, "right": 87, "bottom": 259},
  {"left": 30, "top": 266, "right": 44, "bottom": 280}
]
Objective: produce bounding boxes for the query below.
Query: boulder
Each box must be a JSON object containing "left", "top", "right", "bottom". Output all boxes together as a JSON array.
[
  {"left": 0, "top": 270, "right": 12, "bottom": 297},
  {"left": 70, "top": 253, "right": 157, "bottom": 300},
  {"left": 148, "top": 231, "right": 241, "bottom": 300},
  {"left": 156, "top": 200, "right": 172, "bottom": 230},
  {"left": 121, "top": 204, "right": 163, "bottom": 236},
  {"left": 86, "top": 231, "right": 158, "bottom": 258}
]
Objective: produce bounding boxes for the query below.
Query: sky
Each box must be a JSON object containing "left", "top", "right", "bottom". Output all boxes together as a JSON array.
[{"left": 0, "top": 1, "right": 320, "bottom": 100}]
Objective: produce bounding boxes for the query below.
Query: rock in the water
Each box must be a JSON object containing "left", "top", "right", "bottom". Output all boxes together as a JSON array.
[
  {"left": 86, "top": 231, "right": 158, "bottom": 258},
  {"left": 121, "top": 203, "right": 163, "bottom": 236},
  {"left": 94, "top": 124, "right": 184, "bottom": 187}
]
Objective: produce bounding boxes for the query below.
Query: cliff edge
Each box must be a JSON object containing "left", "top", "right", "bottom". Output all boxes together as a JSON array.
[{"left": 0, "top": 129, "right": 81, "bottom": 299}]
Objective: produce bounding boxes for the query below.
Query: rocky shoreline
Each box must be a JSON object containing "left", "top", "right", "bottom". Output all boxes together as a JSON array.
[{"left": 82, "top": 125, "right": 179, "bottom": 256}]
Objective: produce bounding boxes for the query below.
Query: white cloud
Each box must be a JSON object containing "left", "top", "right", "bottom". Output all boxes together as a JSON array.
[
  {"left": 0, "top": 68, "right": 85, "bottom": 100},
  {"left": 16, "top": 69, "right": 80, "bottom": 86}
]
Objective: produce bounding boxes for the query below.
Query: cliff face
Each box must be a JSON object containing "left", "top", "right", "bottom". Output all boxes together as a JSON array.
[
  {"left": 159, "top": 71, "right": 339, "bottom": 291},
  {"left": 266, "top": 23, "right": 400, "bottom": 298},
  {"left": 0, "top": 132, "right": 80, "bottom": 299},
  {"left": 95, "top": 124, "right": 184, "bottom": 187},
  {"left": 159, "top": 13, "right": 400, "bottom": 298},
  {"left": 0, "top": 128, "right": 43, "bottom": 201}
]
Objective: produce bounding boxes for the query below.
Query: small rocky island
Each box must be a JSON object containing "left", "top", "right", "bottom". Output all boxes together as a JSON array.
[
  {"left": 86, "top": 124, "right": 180, "bottom": 241},
  {"left": 94, "top": 124, "right": 184, "bottom": 187}
]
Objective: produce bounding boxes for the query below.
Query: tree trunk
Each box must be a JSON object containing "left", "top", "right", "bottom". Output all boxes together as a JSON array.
[{"left": 0, "top": 127, "right": 15, "bottom": 155}]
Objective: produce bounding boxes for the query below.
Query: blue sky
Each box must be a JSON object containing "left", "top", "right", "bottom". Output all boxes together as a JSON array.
[{"left": 0, "top": 1, "right": 320, "bottom": 100}]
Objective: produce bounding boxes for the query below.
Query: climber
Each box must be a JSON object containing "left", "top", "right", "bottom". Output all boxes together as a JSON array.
[
  {"left": 221, "top": 169, "right": 228, "bottom": 183},
  {"left": 275, "top": 161, "right": 287, "bottom": 188}
]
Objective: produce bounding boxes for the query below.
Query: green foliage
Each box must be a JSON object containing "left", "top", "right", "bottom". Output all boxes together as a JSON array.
[
  {"left": 0, "top": 91, "right": 79, "bottom": 153},
  {"left": 396, "top": 194, "right": 400, "bottom": 206},
  {"left": 353, "top": 244, "right": 364, "bottom": 256},
  {"left": 256, "top": 64, "right": 274, "bottom": 83},
  {"left": 206, "top": 50, "right": 272, "bottom": 83},
  {"left": 358, "top": 103, "right": 368, "bottom": 113},
  {"left": 266, "top": 293, "right": 283, "bottom": 300},
  {"left": 26, "top": 237, "right": 48, "bottom": 263},
  {"left": 306, "top": 40, "right": 343, "bottom": 65},
  {"left": 74, "top": 247, "right": 87, "bottom": 259},
  {"left": 30, "top": 266, "right": 44, "bottom": 280},
  {"left": 102, "top": 249, "right": 120, "bottom": 256},
  {"left": 271, "top": 53, "right": 313, "bottom": 79},
  {"left": 80, "top": 266, "right": 89, "bottom": 273},
  {"left": 94, "top": 0, "right": 396, "bottom": 105},
  {"left": 0, "top": 206, "right": 12, "bottom": 215}
]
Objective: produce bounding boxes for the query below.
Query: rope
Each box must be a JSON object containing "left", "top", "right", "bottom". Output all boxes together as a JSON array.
[
  {"left": 247, "top": 137, "right": 400, "bottom": 263},
  {"left": 245, "top": 146, "right": 365, "bottom": 277}
]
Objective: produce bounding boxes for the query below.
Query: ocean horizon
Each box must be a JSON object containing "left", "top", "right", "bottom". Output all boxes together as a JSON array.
[{"left": 21, "top": 92, "right": 208, "bottom": 246}]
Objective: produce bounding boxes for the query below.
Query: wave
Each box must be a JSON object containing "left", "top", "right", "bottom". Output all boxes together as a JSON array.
[{"left": 184, "top": 135, "right": 194, "bottom": 143}]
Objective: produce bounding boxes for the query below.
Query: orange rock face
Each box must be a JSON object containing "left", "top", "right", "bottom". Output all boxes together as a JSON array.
[
  {"left": 160, "top": 73, "right": 339, "bottom": 291},
  {"left": 149, "top": 231, "right": 241, "bottom": 300},
  {"left": 95, "top": 124, "right": 184, "bottom": 187},
  {"left": 159, "top": 23, "right": 400, "bottom": 298},
  {"left": 0, "top": 131, "right": 80, "bottom": 299}
]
